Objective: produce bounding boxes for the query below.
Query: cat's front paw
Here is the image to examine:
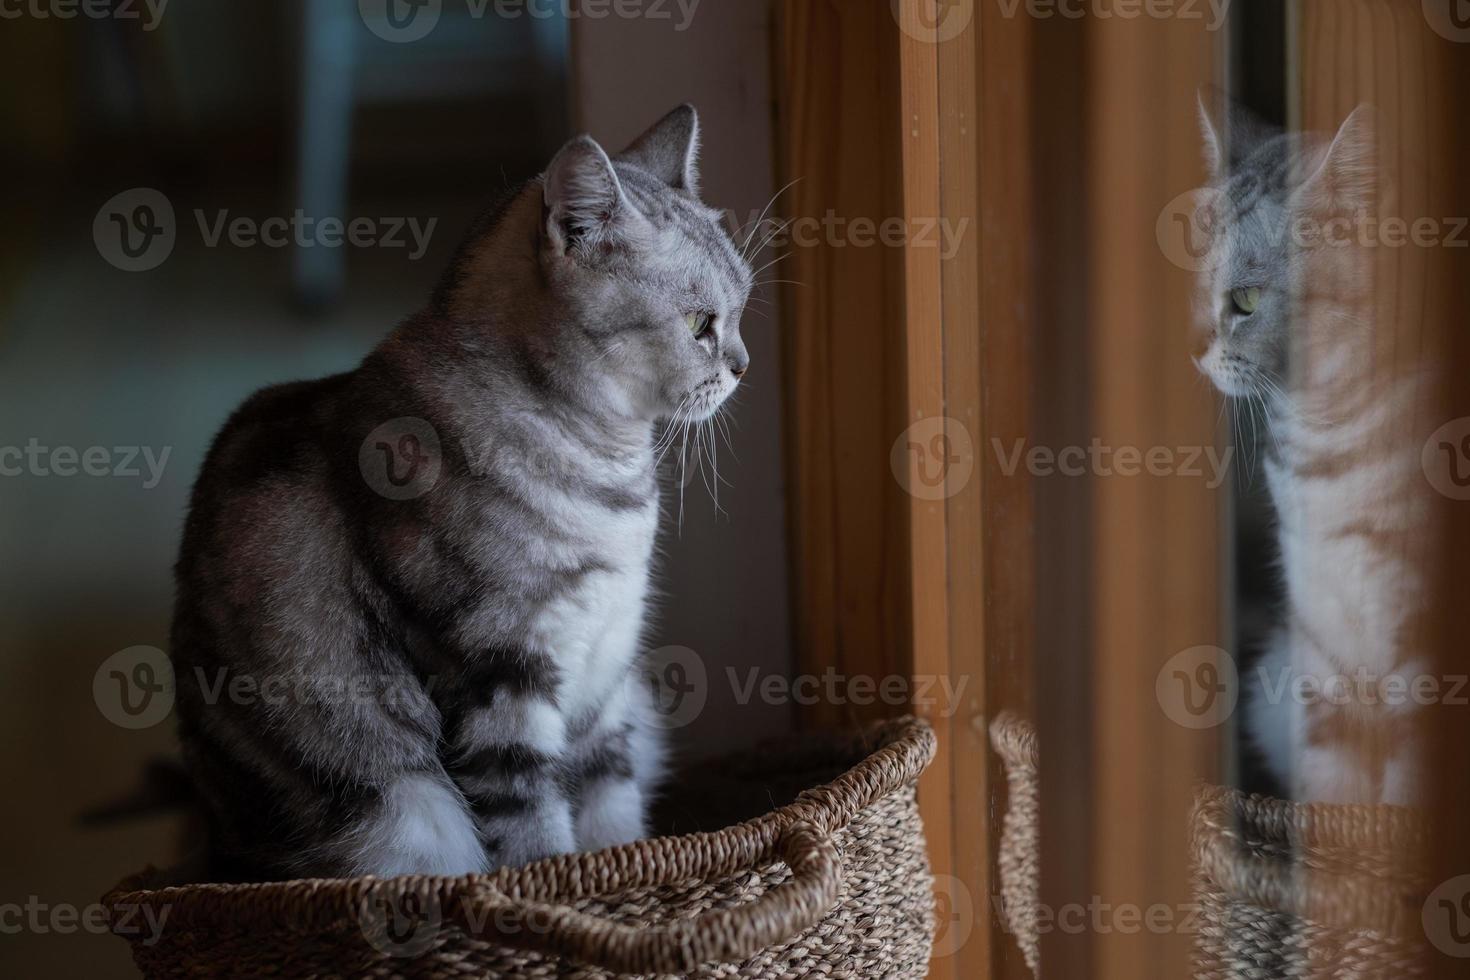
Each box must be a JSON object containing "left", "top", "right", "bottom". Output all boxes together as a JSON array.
[
  {"left": 575, "top": 778, "right": 647, "bottom": 853},
  {"left": 487, "top": 802, "right": 577, "bottom": 869}
]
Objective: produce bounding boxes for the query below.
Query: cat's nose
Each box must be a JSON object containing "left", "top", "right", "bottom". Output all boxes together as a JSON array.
[
  {"left": 731, "top": 362, "right": 748, "bottom": 379},
  {"left": 728, "top": 350, "right": 750, "bottom": 379}
]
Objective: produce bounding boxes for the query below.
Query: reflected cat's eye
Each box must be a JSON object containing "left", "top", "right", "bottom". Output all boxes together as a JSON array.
[
  {"left": 685, "top": 312, "right": 714, "bottom": 338},
  {"left": 1230, "top": 288, "right": 1261, "bottom": 316}
]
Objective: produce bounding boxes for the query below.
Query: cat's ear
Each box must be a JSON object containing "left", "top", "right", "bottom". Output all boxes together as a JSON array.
[
  {"left": 616, "top": 104, "right": 700, "bottom": 196},
  {"left": 1293, "top": 104, "right": 1377, "bottom": 214},
  {"left": 543, "top": 135, "right": 651, "bottom": 255},
  {"left": 1198, "top": 87, "right": 1227, "bottom": 180},
  {"left": 1197, "top": 86, "right": 1273, "bottom": 181}
]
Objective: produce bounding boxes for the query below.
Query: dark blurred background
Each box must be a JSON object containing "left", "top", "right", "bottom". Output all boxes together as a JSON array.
[{"left": 0, "top": 2, "right": 790, "bottom": 975}]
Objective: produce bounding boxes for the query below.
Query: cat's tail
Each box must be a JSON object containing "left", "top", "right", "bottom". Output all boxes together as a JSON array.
[
  {"left": 81, "top": 757, "right": 217, "bottom": 884},
  {"left": 79, "top": 756, "right": 199, "bottom": 826}
]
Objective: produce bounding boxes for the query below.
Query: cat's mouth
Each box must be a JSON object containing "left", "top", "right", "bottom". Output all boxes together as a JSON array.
[
  {"left": 1196, "top": 345, "right": 1260, "bottom": 399},
  {"left": 684, "top": 376, "right": 732, "bottom": 421}
]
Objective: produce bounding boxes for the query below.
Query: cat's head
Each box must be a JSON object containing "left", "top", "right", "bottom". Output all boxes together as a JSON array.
[
  {"left": 1192, "top": 93, "right": 1377, "bottom": 401},
  {"left": 534, "top": 105, "right": 752, "bottom": 424}
]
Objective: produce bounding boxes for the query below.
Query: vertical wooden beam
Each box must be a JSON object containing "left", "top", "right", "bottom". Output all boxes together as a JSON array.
[
  {"left": 1030, "top": 6, "right": 1097, "bottom": 977},
  {"left": 777, "top": 0, "right": 912, "bottom": 734},
  {"left": 777, "top": 5, "right": 970, "bottom": 978},
  {"left": 1030, "top": 5, "right": 1223, "bottom": 978},
  {"left": 892, "top": 5, "right": 955, "bottom": 978},
  {"left": 778, "top": 2, "right": 962, "bottom": 975},
  {"left": 932, "top": 3, "right": 990, "bottom": 978},
  {"left": 946, "top": 2, "right": 1039, "bottom": 977},
  {"left": 1084, "top": 8, "right": 1223, "bottom": 978}
]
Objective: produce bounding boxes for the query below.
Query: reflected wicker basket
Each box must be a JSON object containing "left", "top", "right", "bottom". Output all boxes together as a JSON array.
[
  {"left": 989, "top": 711, "right": 1042, "bottom": 976},
  {"left": 103, "top": 717, "right": 936, "bottom": 979},
  {"left": 1190, "top": 784, "right": 1430, "bottom": 979},
  {"left": 988, "top": 713, "right": 1434, "bottom": 979}
]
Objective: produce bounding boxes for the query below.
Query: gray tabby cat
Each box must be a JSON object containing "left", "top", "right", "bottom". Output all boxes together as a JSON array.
[
  {"left": 171, "top": 105, "right": 752, "bottom": 879},
  {"left": 1193, "top": 96, "right": 1431, "bottom": 804}
]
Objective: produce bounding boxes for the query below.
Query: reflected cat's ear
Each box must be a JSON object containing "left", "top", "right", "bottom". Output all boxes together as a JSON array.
[
  {"left": 1293, "top": 104, "right": 1377, "bottom": 215},
  {"left": 1198, "top": 87, "right": 1227, "bottom": 181},
  {"left": 617, "top": 104, "right": 701, "bottom": 196},
  {"left": 1197, "top": 86, "right": 1274, "bottom": 181},
  {"left": 543, "top": 135, "right": 651, "bottom": 255}
]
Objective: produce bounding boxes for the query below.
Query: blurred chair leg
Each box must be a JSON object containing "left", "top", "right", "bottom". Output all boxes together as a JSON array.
[{"left": 294, "top": 0, "right": 357, "bottom": 310}]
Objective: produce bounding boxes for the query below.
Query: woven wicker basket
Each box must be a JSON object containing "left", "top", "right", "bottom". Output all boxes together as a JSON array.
[
  {"left": 989, "top": 712, "right": 1435, "bottom": 978},
  {"left": 989, "top": 711, "right": 1041, "bottom": 975},
  {"left": 103, "top": 717, "right": 936, "bottom": 979},
  {"left": 1190, "top": 783, "right": 1430, "bottom": 979}
]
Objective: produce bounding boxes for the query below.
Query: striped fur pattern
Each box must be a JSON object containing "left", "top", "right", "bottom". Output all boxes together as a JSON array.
[
  {"left": 1194, "top": 96, "right": 1431, "bottom": 805},
  {"left": 171, "top": 105, "right": 754, "bottom": 879}
]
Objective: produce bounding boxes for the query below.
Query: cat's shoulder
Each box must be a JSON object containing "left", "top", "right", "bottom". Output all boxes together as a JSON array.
[
  {"left": 176, "top": 372, "right": 358, "bottom": 581},
  {"left": 203, "top": 373, "right": 352, "bottom": 483}
]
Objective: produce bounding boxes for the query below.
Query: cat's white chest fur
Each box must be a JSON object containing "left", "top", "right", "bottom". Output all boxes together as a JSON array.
[
  {"left": 1266, "top": 408, "right": 1427, "bottom": 674},
  {"left": 528, "top": 501, "right": 658, "bottom": 724},
  {"left": 1253, "top": 408, "right": 1431, "bottom": 804}
]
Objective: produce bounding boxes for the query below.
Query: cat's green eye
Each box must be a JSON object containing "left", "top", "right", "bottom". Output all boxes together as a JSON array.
[
  {"left": 1230, "top": 288, "right": 1261, "bottom": 316},
  {"left": 684, "top": 312, "right": 714, "bottom": 337}
]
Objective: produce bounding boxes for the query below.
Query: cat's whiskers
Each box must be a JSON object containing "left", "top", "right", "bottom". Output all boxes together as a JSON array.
[
  {"left": 748, "top": 252, "right": 789, "bottom": 282},
  {"left": 676, "top": 412, "right": 696, "bottom": 532},
  {"left": 730, "top": 214, "right": 771, "bottom": 248},
  {"left": 1228, "top": 394, "right": 1254, "bottom": 485},
  {"left": 696, "top": 420, "right": 726, "bottom": 517},
  {"left": 707, "top": 419, "right": 733, "bottom": 499},
  {"left": 747, "top": 220, "right": 794, "bottom": 263},
  {"left": 654, "top": 395, "right": 694, "bottom": 466},
  {"left": 1246, "top": 382, "right": 1284, "bottom": 462},
  {"left": 1243, "top": 393, "right": 1259, "bottom": 479},
  {"left": 652, "top": 405, "right": 680, "bottom": 462},
  {"left": 689, "top": 416, "right": 708, "bottom": 500},
  {"left": 1252, "top": 368, "right": 1341, "bottom": 429},
  {"left": 713, "top": 406, "right": 737, "bottom": 462},
  {"left": 739, "top": 176, "right": 802, "bottom": 260},
  {"left": 656, "top": 408, "right": 691, "bottom": 469}
]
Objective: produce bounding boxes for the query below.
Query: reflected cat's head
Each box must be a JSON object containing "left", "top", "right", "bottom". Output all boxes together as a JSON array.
[{"left": 1191, "top": 91, "right": 1378, "bottom": 403}]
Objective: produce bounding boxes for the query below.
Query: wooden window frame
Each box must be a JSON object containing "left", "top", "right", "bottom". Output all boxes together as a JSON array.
[{"left": 778, "top": 1, "right": 1469, "bottom": 977}]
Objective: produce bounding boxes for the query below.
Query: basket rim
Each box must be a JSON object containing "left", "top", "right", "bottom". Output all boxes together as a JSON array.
[
  {"left": 1190, "top": 783, "right": 1430, "bottom": 940},
  {"left": 989, "top": 710, "right": 1038, "bottom": 771},
  {"left": 1192, "top": 783, "right": 1428, "bottom": 853},
  {"left": 102, "top": 715, "right": 936, "bottom": 939}
]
